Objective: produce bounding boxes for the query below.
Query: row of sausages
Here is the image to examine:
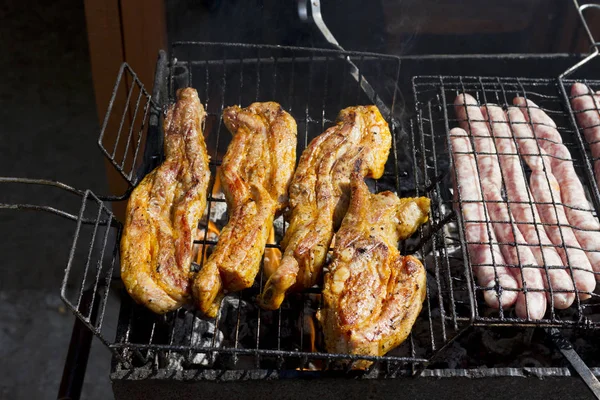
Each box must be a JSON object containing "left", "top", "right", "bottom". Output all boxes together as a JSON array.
[{"left": 450, "top": 86, "right": 600, "bottom": 320}]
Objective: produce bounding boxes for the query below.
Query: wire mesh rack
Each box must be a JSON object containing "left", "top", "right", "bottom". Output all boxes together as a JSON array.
[
  {"left": 98, "top": 63, "right": 160, "bottom": 188},
  {"left": 55, "top": 42, "right": 473, "bottom": 376},
  {"left": 412, "top": 75, "right": 600, "bottom": 328}
]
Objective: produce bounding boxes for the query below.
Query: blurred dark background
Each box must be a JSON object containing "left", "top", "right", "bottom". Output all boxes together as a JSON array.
[{"left": 0, "top": 0, "right": 599, "bottom": 398}]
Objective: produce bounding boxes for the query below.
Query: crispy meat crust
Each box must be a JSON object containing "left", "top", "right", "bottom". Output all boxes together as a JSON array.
[
  {"left": 317, "top": 173, "right": 429, "bottom": 369},
  {"left": 258, "top": 106, "right": 392, "bottom": 310},
  {"left": 120, "top": 88, "right": 210, "bottom": 314},
  {"left": 192, "top": 102, "right": 297, "bottom": 317}
]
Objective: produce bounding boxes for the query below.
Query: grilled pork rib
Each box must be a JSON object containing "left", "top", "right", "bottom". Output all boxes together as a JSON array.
[
  {"left": 258, "top": 106, "right": 392, "bottom": 310},
  {"left": 193, "top": 102, "right": 297, "bottom": 318},
  {"left": 317, "top": 172, "right": 429, "bottom": 369},
  {"left": 121, "top": 88, "right": 211, "bottom": 314}
]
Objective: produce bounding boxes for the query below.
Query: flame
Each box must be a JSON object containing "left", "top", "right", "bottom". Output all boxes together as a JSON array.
[
  {"left": 194, "top": 221, "right": 221, "bottom": 265},
  {"left": 207, "top": 220, "right": 221, "bottom": 236},
  {"left": 212, "top": 168, "right": 221, "bottom": 197},
  {"left": 296, "top": 314, "right": 321, "bottom": 371},
  {"left": 191, "top": 168, "right": 224, "bottom": 266},
  {"left": 263, "top": 227, "right": 282, "bottom": 278},
  {"left": 306, "top": 315, "right": 316, "bottom": 353}
]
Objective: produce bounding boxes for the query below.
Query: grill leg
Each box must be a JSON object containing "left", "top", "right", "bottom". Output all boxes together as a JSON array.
[{"left": 57, "top": 288, "right": 99, "bottom": 400}]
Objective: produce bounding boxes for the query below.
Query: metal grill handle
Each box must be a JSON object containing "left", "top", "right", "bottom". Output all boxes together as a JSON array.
[
  {"left": 297, "top": 0, "right": 393, "bottom": 120},
  {"left": 0, "top": 177, "right": 123, "bottom": 224},
  {"left": 561, "top": 1, "right": 600, "bottom": 78}
]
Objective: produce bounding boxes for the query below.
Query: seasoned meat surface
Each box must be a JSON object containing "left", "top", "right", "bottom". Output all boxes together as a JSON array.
[
  {"left": 317, "top": 173, "right": 429, "bottom": 368},
  {"left": 120, "top": 88, "right": 210, "bottom": 314},
  {"left": 192, "top": 102, "right": 297, "bottom": 317},
  {"left": 258, "top": 106, "right": 392, "bottom": 310}
]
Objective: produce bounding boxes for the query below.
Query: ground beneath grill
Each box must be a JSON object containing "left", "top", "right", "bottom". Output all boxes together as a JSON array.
[{"left": 0, "top": 1, "right": 111, "bottom": 398}]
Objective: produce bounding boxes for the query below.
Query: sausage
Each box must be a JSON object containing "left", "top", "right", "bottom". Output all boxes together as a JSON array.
[
  {"left": 570, "top": 83, "right": 600, "bottom": 184},
  {"left": 507, "top": 106, "right": 595, "bottom": 299},
  {"left": 455, "top": 94, "right": 546, "bottom": 320},
  {"left": 514, "top": 97, "right": 600, "bottom": 282},
  {"left": 482, "top": 105, "right": 575, "bottom": 309},
  {"left": 449, "top": 128, "right": 518, "bottom": 309}
]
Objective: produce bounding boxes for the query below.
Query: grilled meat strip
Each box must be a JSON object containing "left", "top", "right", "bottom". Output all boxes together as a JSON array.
[
  {"left": 317, "top": 172, "right": 429, "bottom": 369},
  {"left": 258, "top": 106, "right": 392, "bottom": 310},
  {"left": 193, "top": 102, "right": 296, "bottom": 318},
  {"left": 121, "top": 88, "right": 210, "bottom": 314}
]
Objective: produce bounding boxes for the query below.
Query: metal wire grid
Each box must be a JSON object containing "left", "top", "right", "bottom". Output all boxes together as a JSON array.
[
  {"left": 412, "top": 75, "right": 600, "bottom": 328},
  {"left": 98, "top": 63, "right": 157, "bottom": 188},
  {"left": 60, "top": 190, "right": 121, "bottom": 348},
  {"left": 75, "top": 42, "right": 471, "bottom": 375},
  {"left": 560, "top": 78, "right": 600, "bottom": 213}
]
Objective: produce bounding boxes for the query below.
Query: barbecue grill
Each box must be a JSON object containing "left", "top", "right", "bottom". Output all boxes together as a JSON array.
[
  {"left": 3, "top": 1, "right": 600, "bottom": 399},
  {"left": 68, "top": 43, "right": 468, "bottom": 376}
]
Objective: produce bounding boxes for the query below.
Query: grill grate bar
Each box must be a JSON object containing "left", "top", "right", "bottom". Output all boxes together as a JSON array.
[
  {"left": 95, "top": 229, "right": 119, "bottom": 332},
  {"left": 127, "top": 95, "right": 152, "bottom": 182},
  {"left": 417, "top": 113, "right": 442, "bottom": 350},
  {"left": 86, "top": 205, "right": 113, "bottom": 324},
  {"left": 119, "top": 88, "right": 145, "bottom": 170},
  {"left": 112, "top": 76, "right": 138, "bottom": 160},
  {"left": 426, "top": 102, "right": 452, "bottom": 340},
  {"left": 75, "top": 202, "right": 103, "bottom": 312},
  {"left": 255, "top": 261, "right": 264, "bottom": 368},
  {"left": 205, "top": 51, "right": 231, "bottom": 367},
  {"left": 98, "top": 63, "right": 155, "bottom": 188},
  {"left": 516, "top": 77, "right": 579, "bottom": 315}
]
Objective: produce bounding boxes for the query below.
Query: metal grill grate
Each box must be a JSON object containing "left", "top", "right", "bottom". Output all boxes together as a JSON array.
[
  {"left": 60, "top": 190, "right": 122, "bottom": 349},
  {"left": 82, "top": 43, "right": 473, "bottom": 375},
  {"left": 413, "top": 75, "right": 600, "bottom": 328},
  {"left": 98, "top": 63, "right": 158, "bottom": 188}
]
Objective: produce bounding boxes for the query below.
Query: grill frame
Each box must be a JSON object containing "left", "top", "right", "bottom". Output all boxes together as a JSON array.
[{"left": 57, "top": 43, "right": 473, "bottom": 376}]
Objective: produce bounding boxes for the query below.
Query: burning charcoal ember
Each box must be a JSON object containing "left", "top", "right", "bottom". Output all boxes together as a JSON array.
[{"left": 218, "top": 296, "right": 258, "bottom": 349}]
